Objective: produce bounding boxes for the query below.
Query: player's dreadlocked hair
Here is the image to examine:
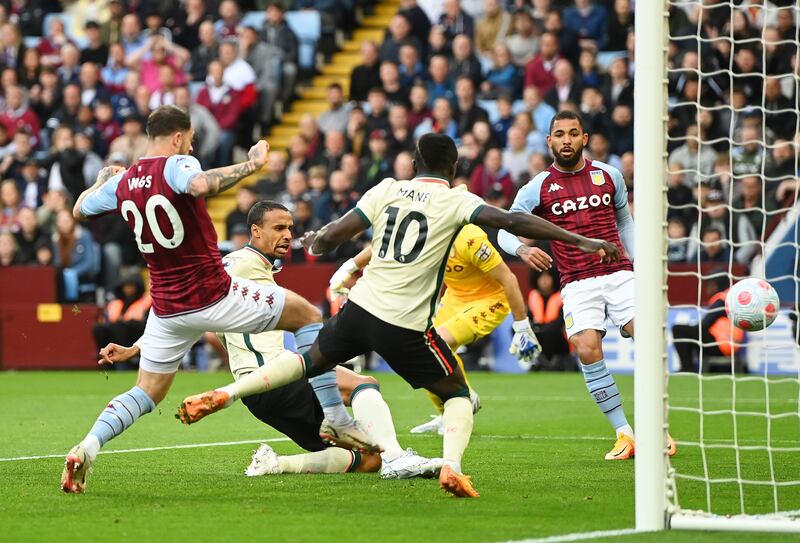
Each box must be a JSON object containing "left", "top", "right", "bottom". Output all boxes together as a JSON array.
[
  {"left": 146, "top": 105, "right": 192, "bottom": 138},
  {"left": 247, "top": 200, "right": 290, "bottom": 229},
  {"left": 414, "top": 133, "right": 459, "bottom": 177}
]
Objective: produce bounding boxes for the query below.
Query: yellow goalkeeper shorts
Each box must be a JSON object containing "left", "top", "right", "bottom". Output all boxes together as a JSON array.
[{"left": 433, "top": 296, "right": 510, "bottom": 348}]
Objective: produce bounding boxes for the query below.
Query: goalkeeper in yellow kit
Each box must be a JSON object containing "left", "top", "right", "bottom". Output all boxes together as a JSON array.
[{"left": 330, "top": 224, "right": 553, "bottom": 433}]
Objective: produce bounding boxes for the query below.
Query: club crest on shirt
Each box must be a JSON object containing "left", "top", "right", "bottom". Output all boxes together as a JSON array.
[
  {"left": 565, "top": 312, "right": 574, "bottom": 329},
  {"left": 590, "top": 170, "right": 605, "bottom": 186}
]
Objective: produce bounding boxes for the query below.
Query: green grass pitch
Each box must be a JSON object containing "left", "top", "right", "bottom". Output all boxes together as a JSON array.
[{"left": 1, "top": 371, "right": 798, "bottom": 542}]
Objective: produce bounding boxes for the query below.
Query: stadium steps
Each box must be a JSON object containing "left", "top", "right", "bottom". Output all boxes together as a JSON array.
[{"left": 208, "top": 0, "right": 400, "bottom": 238}]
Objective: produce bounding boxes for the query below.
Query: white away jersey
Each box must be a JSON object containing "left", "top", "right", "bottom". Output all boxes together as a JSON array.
[
  {"left": 348, "top": 175, "right": 485, "bottom": 331},
  {"left": 220, "top": 245, "right": 286, "bottom": 380}
]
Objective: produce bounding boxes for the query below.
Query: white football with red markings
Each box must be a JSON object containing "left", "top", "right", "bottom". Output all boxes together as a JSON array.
[{"left": 725, "top": 278, "right": 780, "bottom": 332}]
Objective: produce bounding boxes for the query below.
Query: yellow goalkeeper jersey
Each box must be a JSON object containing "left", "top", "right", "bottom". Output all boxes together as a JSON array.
[{"left": 441, "top": 224, "right": 506, "bottom": 305}]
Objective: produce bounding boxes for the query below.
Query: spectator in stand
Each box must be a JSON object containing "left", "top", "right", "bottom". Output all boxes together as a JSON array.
[
  {"left": 344, "top": 106, "right": 368, "bottom": 157},
  {"left": 120, "top": 14, "right": 147, "bottom": 57},
  {"left": 608, "top": 103, "right": 634, "bottom": 155},
  {"left": 75, "top": 131, "right": 104, "bottom": 184},
  {"left": 426, "top": 54, "right": 455, "bottom": 105},
  {"left": 587, "top": 131, "right": 622, "bottom": 172},
  {"left": 439, "top": 0, "right": 475, "bottom": 44},
  {"left": 107, "top": 115, "right": 147, "bottom": 168},
  {"left": 52, "top": 209, "right": 100, "bottom": 302},
  {"left": 226, "top": 186, "right": 258, "bottom": 239},
  {"left": 577, "top": 48, "right": 602, "bottom": 89},
  {"left": 239, "top": 25, "right": 281, "bottom": 129},
  {"left": 450, "top": 34, "right": 483, "bottom": 87},
  {"left": 455, "top": 131, "right": 480, "bottom": 178},
  {"left": 502, "top": 125, "right": 529, "bottom": 184},
  {"left": 0, "top": 231, "right": 20, "bottom": 266},
  {"left": 393, "top": 150, "right": 415, "bottom": 180},
  {"left": 277, "top": 170, "right": 309, "bottom": 212},
  {"left": 340, "top": 152, "right": 361, "bottom": 187},
  {"left": 400, "top": 0, "right": 432, "bottom": 54},
  {"left": 388, "top": 104, "right": 415, "bottom": 161},
  {"left": 398, "top": 43, "right": 426, "bottom": 88},
  {"left": 1, "top": 86, "right": 40, "bottom": 147},
  {"left": 38, "top": 17, "right": 72, "bottom": 69},
  {"left": 563, "top": 0, "right": 608, "bottom": 51},
  {"left": 733, "top": 175, "right": 772, "bottom": 238},
  {"left": 763, "top": 76, "right": 796, "bottom": 140},
  {"left": 169, "top": 0, "right": 212, "bottom": 51},
  {"left": 305, "top": 165, "right": 328, "bottom": 209},
  {"left": 349, "top": 40, "right": 381, "bottom": 103},
  {"left": 668, "top": 124, "right": 717, "bottom": 187},
  {"left": 214, "top": 0, "right": 241, "bottom": 40},
  {"left": 0, "top": 178, "right": 20, "bottom": 230},
  {"left": 475, "top": 0, "right": 511, "bottom": 61},
  {"left": 298, "top": 113, "right": 323, "bottom": 163},
  {"left": 528, "top": 268, "right": 571, "bottom": 369},
  {"left": 364, "top": 87, "right": 390, "bottom": 134},
  {"left": 127, "top": 35, "right": 189, "bottom": 94},
  {"left": 472, "top": 119, "right": 496, "bottom": 151},
  {"left": 253, "top": 151, "right": 288, "bottom": 199},
  {"left": 545, "top": 58, "right": 583, "bottom": 109},
  {"left": 579, "top": 87, "right": 610, "bottom": 136},
  {"left": 262, "top": 1, "right": 299, "bottom": 104},
  {"left": 288, "top": 196, "right": 316, "bottom": 262},
  {"left": 173, "top": 85, "right": 219, "bottom": 169},
  {"left": 195, "top": 59, "right": 241, "bottom": 167},
  {"left": 524, "top": 31, "right": 559, "bottom": 97},
  {"left": 101, "top": 42, "right": 129, "bottom": 93},
  {"left": 544, "top": 8, "right": 579, "bottom": 64},
  {"left": 101, "top": 0, "right": 125, "bottom": 44},
  {"left": 318, "top": 83, "right": 351, "bottom": 135},
  {"left": 526, "top": 152, "right": 549, "bottom": 181},
  {"left": 521, "top": 85, "right": 555, "bottom": 137},
  {"left": 78, "top": 62, "right": 110, "bottom": 108},
  {"left": 314, "top": 169, "right": 357, "bottom": 225},
  {"left": 470, "top": 146, "right": 514, "bottom": 201},
  {"left": 80, "top": 21, "right": 109, "bottom": 66},
  {"left": 380, "top": 14, "right": 421, "bottom": 65},
  {"left": 407, "top": 84, "right": 432, "bottom": 132},
  {"left": 603, "top": 56, "right": 634, "bottom": 110},
  {"left": 38, "top": 126, "right": 85, "bottom": 203},
  {"left": 667, "top": 217, "right": 689, "bottom": 263},
  {"left": 357, "top": 129, "right": 392, "bottom": 194},
  {"left": 697, "top": 225, "right": 730, "bottom": 264},
  {"left": 414, "top": 96, "right": 458, "bottom": 140},
  {"left": 0, "top": 129, "right": 34, "bottom": 181},
  {"left": 454, "top": 76, "right": 488, "bottom": 137},
  {"left": 19, "top": 48, "right": 43, "bottom": 91},
  {"left": 513, "top": 110, "right": 547, "bottom": 155},
  {"left": 315, "top": 130, "right": 346, "bottom": 174},
  {"left": 731, "top": 125, "right": 764, "bottom": 177},
  {"left": 606, "top": 0, "right": 634, "bottom": 52},
  {"left": 427, "top": 24, "right": 450, "bottom": 60},
  {"left": 189, "top": 20, "right": 218, "bottom": 82},
  {"left": 16, "top": 159, "right": 48, "bottom": 209},
  {"left": 765, "top": 138, "right": 796, "bottom": 186},
  {"left": 13, "top": 206, "right": 48, "bottom": 265},
  {"left": 0, "top": 22, "right": 24, "bottom": 72},
  {"left": 732, "top": 47, "right": 762, "bottom": 103},
  {"left": 481, "top": 43, "right": 521, "bottom": 99},
  {"left": 505, "top": 8, "right": 538, "bottom": 67},
  {"left": 109, "top": 71, "right": 137, "bottom": 122},
  {"left": 36, "top": 187, "right": 70, "bottom": 235},
  {"left": 380, "top": 61, "right": 410, "bottom": 106},
  {"left": 286, "top": 134, "right": 310, "bottom": 177},
  {"left": 93, "top": 274, "right": 152, "bottom": 371}
]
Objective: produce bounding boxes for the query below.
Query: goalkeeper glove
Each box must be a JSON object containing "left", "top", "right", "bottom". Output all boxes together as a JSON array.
[
  {"left": 329, "top": 258, "right": 361, "bottom": 296},
  {"left": 509, "top": 319, "right": 541, "bottom": 369}
]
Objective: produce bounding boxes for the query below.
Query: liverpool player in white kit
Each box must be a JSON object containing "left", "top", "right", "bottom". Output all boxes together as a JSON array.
[
  {"left": 498, "top": 111, "right": 676, "bottom": 460},
  {"left": 61, "top": 106, "right": 376, "bottom": 494},
  {"left": 181, "top": 134, "right": 622, "bottom": 497}
]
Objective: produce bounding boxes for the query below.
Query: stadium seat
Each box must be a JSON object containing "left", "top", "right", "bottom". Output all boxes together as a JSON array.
[
  {"left": 241, "top": 11, "right": 267, "bottom": 32},
  {"left": 285, "top": 11, "right": 321, "bottom": 71},
  {"left": 23, "top": 36, "right": 42, "bottom": 49},
  {"left": 596, "top": 51, "right": 628, "bottom": 71}
]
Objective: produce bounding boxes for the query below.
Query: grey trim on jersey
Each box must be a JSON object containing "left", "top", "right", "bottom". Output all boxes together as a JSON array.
[
  {"left": 497, "top": 170, "right": 551, "bottom": 257},
  {"left": 79, "top": 171, "right": 125, "bottom": 216},
  {"left": 591, "top": 160, "right": 634, "bottom": 259},
  {"left": 615, "top": 205, "right": 635, "bottom": 260}
]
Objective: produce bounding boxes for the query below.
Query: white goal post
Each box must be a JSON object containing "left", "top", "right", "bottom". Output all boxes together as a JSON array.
[{"left": 634, "top": 0, "right": 800, "bottom": 534}]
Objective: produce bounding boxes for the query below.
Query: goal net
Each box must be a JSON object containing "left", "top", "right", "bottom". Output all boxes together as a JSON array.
[{"left": 635, "top": 0, "right": 800, "bottom": 532}]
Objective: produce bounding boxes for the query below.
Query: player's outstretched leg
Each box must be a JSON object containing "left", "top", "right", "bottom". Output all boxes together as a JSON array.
[
  {"left": 345, "top": 375, "right": 442, "bottom": 480},
  {"left": 245, "top": 443, "right": 376, "bottom": 475},
  {"left": 61, "top": 374, "right": 164, "bottom": 493}
]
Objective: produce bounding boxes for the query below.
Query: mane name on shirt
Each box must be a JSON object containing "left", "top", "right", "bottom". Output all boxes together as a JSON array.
[
  {"left": 396, "top": 187, "right": 431, "bottom": 204},
  {"left": 127, "top": 175, "right": 153, "bottom": 190}
]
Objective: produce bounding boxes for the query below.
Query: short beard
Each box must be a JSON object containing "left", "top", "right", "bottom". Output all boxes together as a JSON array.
[{"left": 552, "top": 145, "right": 583, "bottom": 169}]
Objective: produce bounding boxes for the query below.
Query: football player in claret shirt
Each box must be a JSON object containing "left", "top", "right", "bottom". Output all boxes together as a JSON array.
[
  {"left": 185, "top": 133, "right": 620, "bottom": 497},
  {"left": 61, "top": 106, "right": 378, "bottom": 494},
  {"left": 498, "top": 110, "right": 677, "bottom": 460}
]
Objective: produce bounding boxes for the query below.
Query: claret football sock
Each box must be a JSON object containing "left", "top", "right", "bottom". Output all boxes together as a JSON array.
[
  {"left": 82, "top": 386, "right": 156, "bottom": 461},
  {"left": 580, "top": 359, "right": 632, "bottom": 436},
  {"left": 350, "top": 384, "right": 404, "bottom": 462}
]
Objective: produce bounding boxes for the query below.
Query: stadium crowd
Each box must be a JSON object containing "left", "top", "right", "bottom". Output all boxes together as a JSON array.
[{"left": 0, "top": 0, "right": 797, "bottom": 309}]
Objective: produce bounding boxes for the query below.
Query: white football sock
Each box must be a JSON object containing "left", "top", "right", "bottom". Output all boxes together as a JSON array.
[
  {"left": 442, "top": 396, "right": 473, "bottom": 474},
  {"left": 219, "top": 351, "right": 306, "bottom": 403},
  {"left": 278, "top": 448, "right": 357, "bottom": 473},
  {"left": 350, "top": 386, "right": 405, "bottom": 461}
]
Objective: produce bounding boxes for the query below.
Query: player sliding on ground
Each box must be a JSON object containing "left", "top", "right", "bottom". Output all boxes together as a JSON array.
[
  {"left": 178, "top": 133, "right": 620, "bottom": 497},
  {"left": 61, "top": 105, "right": 379, "bottom": 494},
  {"left": 329, "top": 226, "right": 553, "bottom": 434},
  {"left": 97, "top": 201, "right": 442, "bottom": 479},
  {"left": 498, "top": 110, "right": 677, "bottom": 460}
]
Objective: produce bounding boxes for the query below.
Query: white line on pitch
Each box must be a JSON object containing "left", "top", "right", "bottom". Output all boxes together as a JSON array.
[
  {"left": 0, "top": 437, "right": 291, "bottom": 462},
  {"left": 495, "top": 527, "right": 640, "bottom": 543}
]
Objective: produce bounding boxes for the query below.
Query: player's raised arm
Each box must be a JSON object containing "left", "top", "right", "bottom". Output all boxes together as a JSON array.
[
  {"left": 186, "top": 140, "right": 269, "bottom": 197},
  {"left": 473, "top": 205, "right": 620, "bottom": 262},
  {"left": 302, "top": 210, "right": 369, "bottom": 256},
  {"left": 73, "top": 165, "right": 126, "bottom": 221}
]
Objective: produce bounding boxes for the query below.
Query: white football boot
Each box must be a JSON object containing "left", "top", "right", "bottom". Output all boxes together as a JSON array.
[
  {"left": 380, "top": 448, "right": 443, "bottom": 479},
  {"left": 410, "top": 415, "right": 443, "bottom": 434},
  {"left": 245, "top": 443, "right": 282, "bottom": 476}
]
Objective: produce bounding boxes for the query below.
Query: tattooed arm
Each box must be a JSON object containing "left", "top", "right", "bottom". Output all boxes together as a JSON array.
[{"left": 187, "top": 140, "right": 269, "bottom": 197}]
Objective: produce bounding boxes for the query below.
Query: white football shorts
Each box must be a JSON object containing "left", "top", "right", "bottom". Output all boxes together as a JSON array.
[
  {"left": 560, "top": 269, "right": 634, "bottom": 339},
  {"left": 139, "top": 277, "right": 287, "bottom": 373}
]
